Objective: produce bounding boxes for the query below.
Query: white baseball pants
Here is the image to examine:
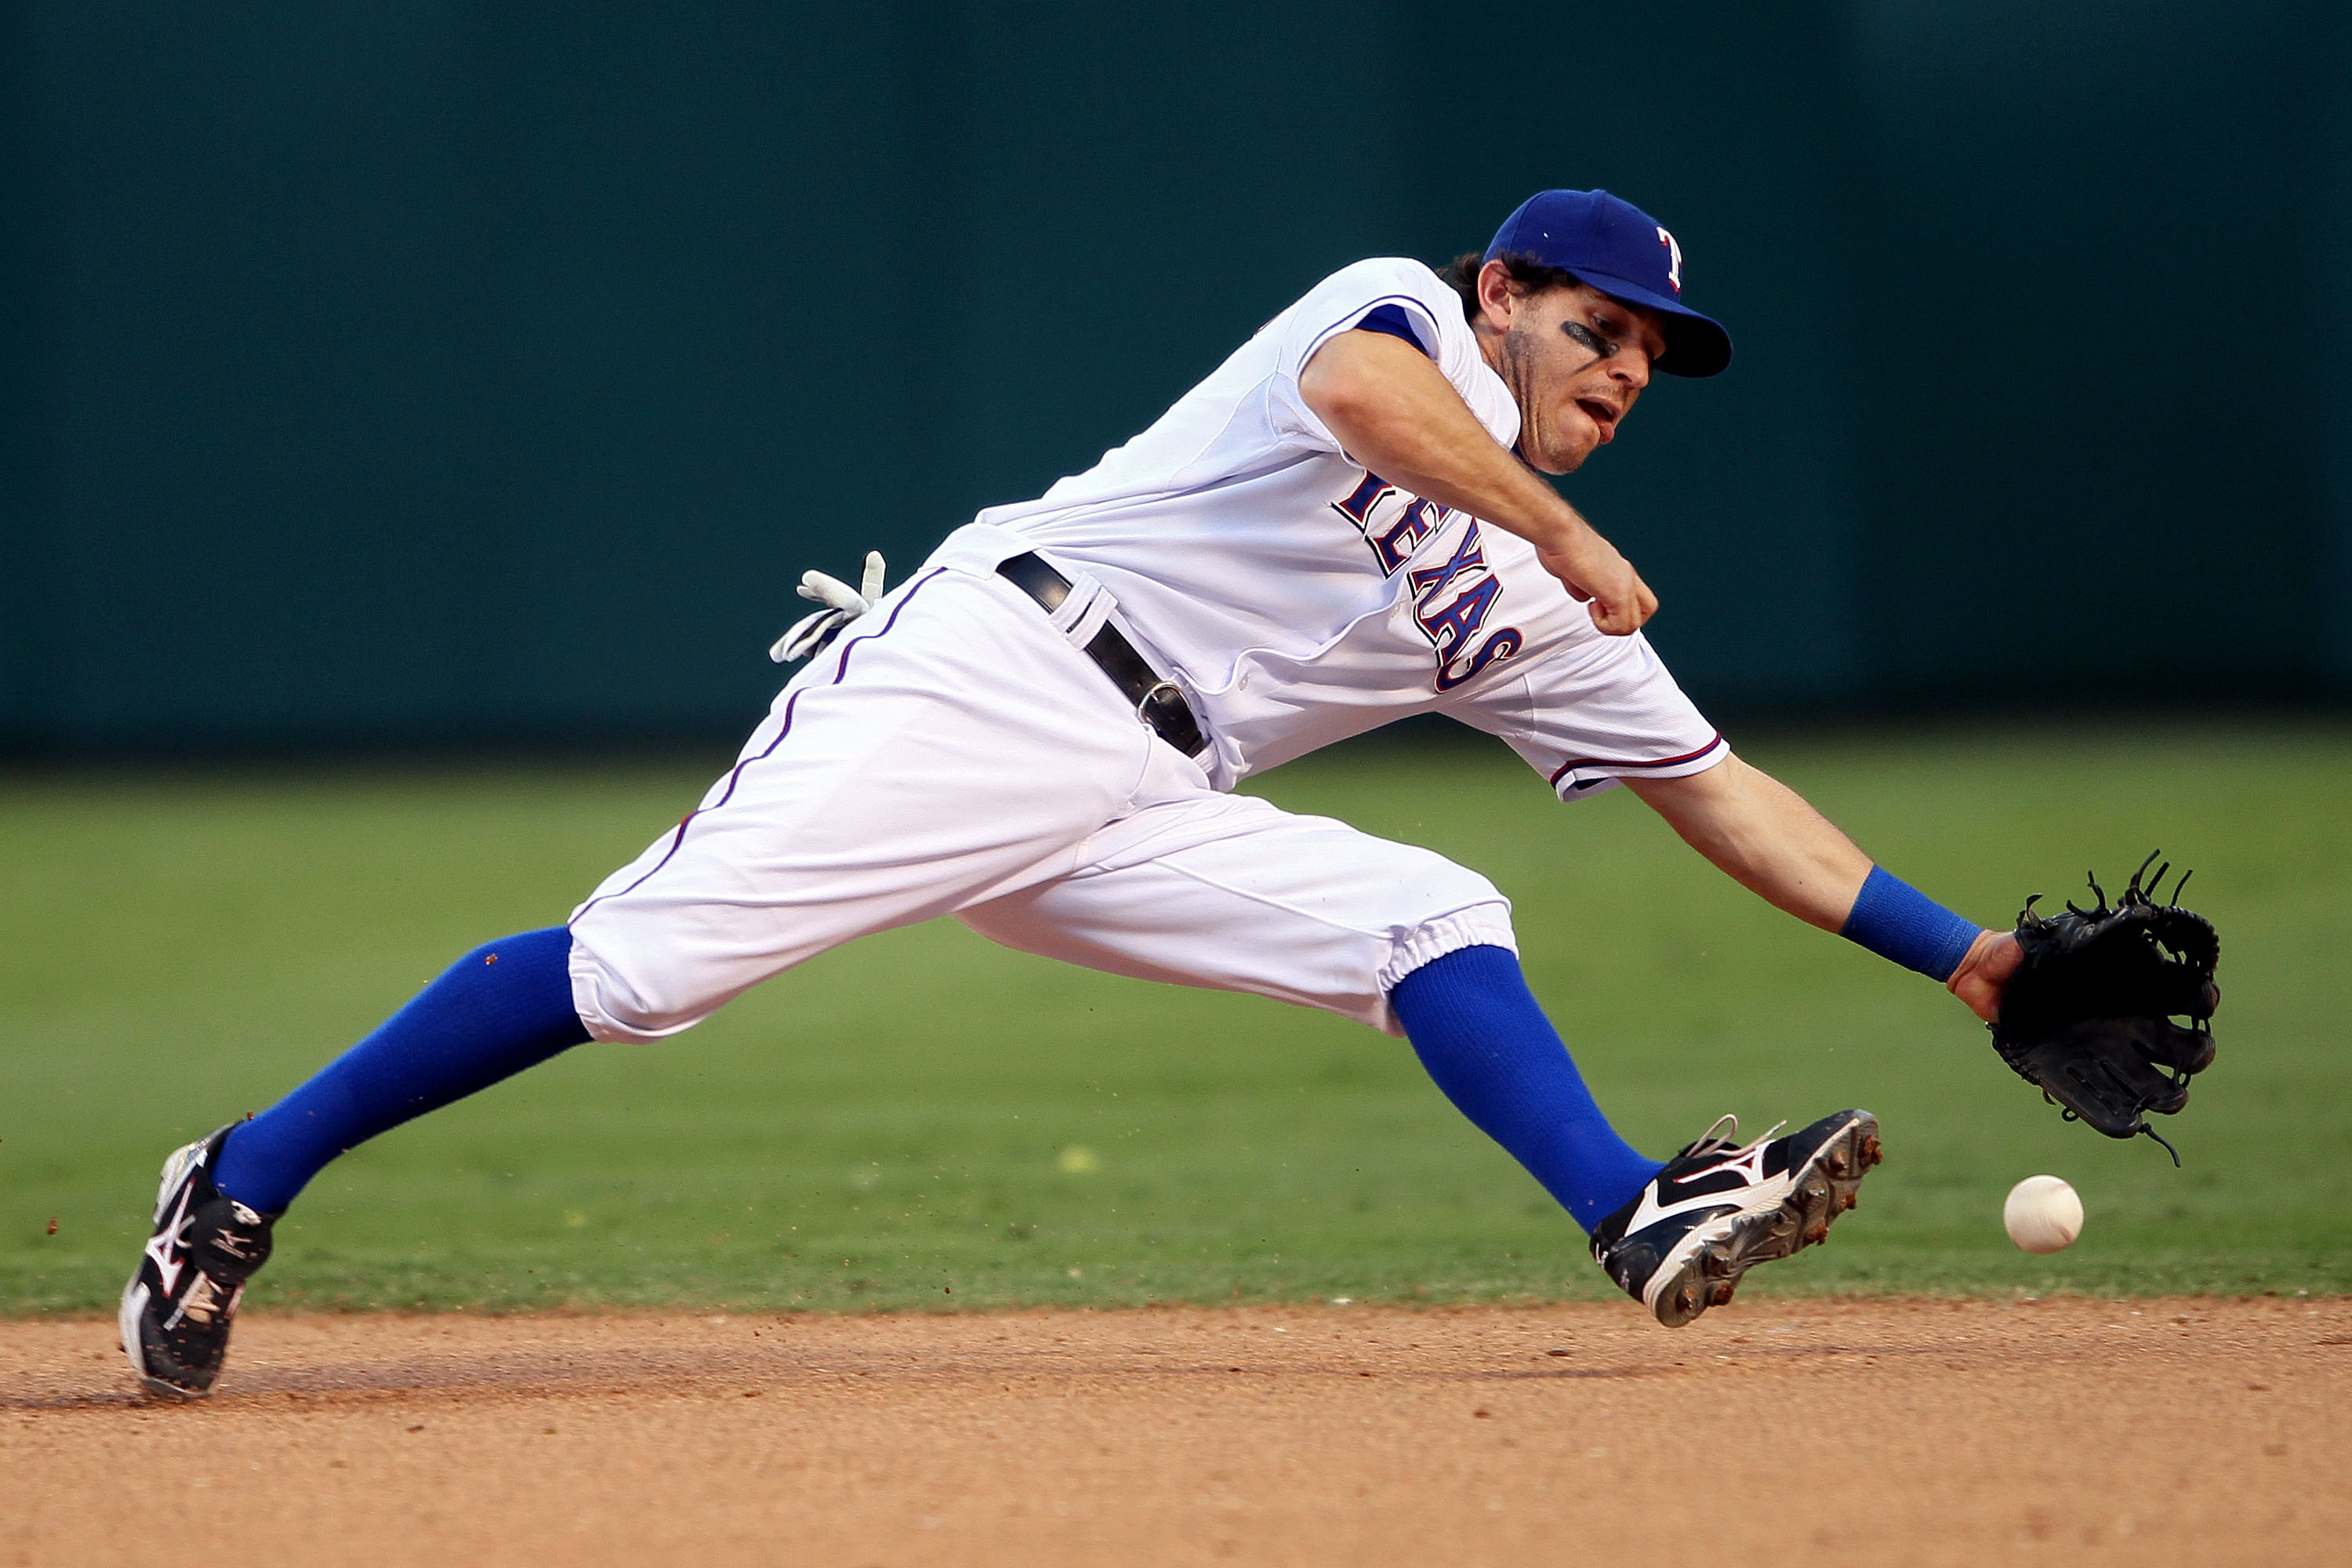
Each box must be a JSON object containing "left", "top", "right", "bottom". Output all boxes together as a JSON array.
[{"left": 566, "top": 564, "right": 1515, "bottom": 1044}]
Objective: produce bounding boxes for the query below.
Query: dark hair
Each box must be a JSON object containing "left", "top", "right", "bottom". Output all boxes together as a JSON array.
[{"left": 1439, "top": 250, "right": 1582, "bottom": 322}]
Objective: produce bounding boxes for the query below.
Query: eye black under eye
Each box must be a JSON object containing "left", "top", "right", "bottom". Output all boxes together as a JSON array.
[{"left": 1561, "top": 321, "right": 1617, "bottom": 357}]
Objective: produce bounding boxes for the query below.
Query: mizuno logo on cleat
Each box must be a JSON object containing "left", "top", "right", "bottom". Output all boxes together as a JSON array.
[{"left": 143, "top": 1187, "right": 194, "bottom": 1298}]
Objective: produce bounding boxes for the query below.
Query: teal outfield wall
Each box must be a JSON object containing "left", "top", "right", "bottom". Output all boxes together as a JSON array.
[{"left": 3, "top": 2, "right": 2347, "bottom": 752}]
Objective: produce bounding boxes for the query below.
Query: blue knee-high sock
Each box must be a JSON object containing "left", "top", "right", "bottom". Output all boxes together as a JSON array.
[
  {"left": 211, "top": 927, "right": 592, "bottom": 1213},
  {"left": 1389, "top": 945, "right": 1661, "bottom": 1234}
]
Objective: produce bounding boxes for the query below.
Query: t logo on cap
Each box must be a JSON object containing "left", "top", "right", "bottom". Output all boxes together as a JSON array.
[{"left": 1657, "top": 227, "right": 1683, "bottom": 293}]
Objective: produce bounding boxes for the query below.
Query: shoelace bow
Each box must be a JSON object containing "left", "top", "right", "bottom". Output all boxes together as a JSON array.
[{"left": 1682, "top": 1114, "right": 1788, "bottom": 1164}]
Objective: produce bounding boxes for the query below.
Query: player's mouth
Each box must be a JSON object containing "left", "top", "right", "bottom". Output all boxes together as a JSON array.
[{"left": 1574, "top": 397, "right": 1619, "bottom": 443}]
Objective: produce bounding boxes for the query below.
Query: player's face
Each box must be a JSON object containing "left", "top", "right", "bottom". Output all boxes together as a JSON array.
[{"left": 1487, "top": 281, "right": 1668, "bottom": 474}]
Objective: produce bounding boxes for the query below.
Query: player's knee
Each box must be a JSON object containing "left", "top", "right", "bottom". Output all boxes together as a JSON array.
[
  {"left": 564, "top": 928, "right": 719, "bottom": 1044},
  {"left": 1370, "top": 851, "right": 1518, "bottom": 1013},
  {"left": 1381, "top": 895, "right": 1517, "bottom": 992}
]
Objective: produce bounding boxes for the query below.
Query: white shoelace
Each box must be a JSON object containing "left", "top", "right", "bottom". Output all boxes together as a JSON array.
[{"left": 1685, "top": 1113, "right": 1787, "bottom": 1163}]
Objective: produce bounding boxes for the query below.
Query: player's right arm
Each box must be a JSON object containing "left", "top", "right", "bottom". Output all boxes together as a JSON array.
[{"left": 1297, "top": 330, "right": 1657, "bottom": 636}]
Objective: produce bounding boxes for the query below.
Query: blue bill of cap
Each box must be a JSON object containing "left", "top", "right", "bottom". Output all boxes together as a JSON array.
[{"left": 1573, "top": 270, "right": 1733, "bottom": 378}]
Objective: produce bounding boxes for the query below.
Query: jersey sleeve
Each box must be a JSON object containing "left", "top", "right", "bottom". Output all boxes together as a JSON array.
[
  {"left": 1264, "top": 258, "right": 1494, "bottom": 456},
  {"left": 1443, "top": 628, "right": 1728, "bottom": 802}
]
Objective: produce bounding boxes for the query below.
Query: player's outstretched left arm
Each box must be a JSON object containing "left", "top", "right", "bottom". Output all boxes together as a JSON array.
[{"left": 1625, "top": 753, "right": 2019, "bottom": 1018}]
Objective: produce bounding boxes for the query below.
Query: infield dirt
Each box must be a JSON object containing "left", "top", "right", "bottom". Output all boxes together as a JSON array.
[{"left": 3, "top": 1296, "right": 2342, "bottom": 1566}]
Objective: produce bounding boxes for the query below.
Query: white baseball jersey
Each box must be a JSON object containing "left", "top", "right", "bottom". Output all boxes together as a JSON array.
[
  {"left": 935, "top": 256, "right": 1725, "bottom": 797},
  {"left": 568, "top": 259, "right": 1722, "bottom": 1046}
]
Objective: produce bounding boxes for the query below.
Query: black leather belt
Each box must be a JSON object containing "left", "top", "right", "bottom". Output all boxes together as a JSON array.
[{"left": 996, "top": 552, "right": 1206, "bottom": 757}]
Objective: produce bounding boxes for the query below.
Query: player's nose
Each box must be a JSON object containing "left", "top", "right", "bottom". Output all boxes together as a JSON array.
[{"left": 1610, "top": 347, "right": 1653, "bottom": 390}]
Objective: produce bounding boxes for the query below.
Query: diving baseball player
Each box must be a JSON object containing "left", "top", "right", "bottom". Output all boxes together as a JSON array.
[{"left": 125, "top": 189, "right": 2024, "bottom": 1397}]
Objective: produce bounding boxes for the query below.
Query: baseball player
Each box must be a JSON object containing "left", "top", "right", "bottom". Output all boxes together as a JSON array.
[{"left": 124, "top": 189, "right": 2021, "bottom": 1398}]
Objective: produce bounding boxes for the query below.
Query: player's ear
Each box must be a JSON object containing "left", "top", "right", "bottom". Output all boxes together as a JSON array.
[{"left": 1475, "top": 260, "right": 1518, "bottom": 332}]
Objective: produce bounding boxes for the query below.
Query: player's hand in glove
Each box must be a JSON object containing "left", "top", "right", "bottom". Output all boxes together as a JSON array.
[
  {"left": 1945, "top": 929, "right": 2022, "bottom": 1023},
  {"left": 1984, "top": 853, "right": 2220, "bottom": 1163},
  {"left": 770, "top": 550, "right": 887, "bottom": 663}
]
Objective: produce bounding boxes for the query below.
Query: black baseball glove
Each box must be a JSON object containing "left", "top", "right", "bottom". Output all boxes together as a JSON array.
[{"left": 1989, "top": 852, "right": 2220, "bottom": 1163}]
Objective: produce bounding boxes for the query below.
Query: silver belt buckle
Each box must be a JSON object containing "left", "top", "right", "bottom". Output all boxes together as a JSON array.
[{"left": 1136, "top": 680, "right": 1181, "bottom": 728}]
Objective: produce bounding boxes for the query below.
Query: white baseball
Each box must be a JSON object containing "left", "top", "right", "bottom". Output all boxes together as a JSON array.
[{"left": 2003, "top": 1174, "right": 2084, "bottom": 1254}]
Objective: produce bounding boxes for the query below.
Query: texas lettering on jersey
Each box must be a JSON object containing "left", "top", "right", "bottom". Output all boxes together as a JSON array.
[{"left": 1331, "top": 471, "right": 1523, "bottom": 691}]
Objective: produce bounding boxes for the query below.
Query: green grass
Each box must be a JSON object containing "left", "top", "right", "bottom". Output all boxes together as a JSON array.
[{"left": 2, "top": 720, "right": 2348, "bottom": 1316}]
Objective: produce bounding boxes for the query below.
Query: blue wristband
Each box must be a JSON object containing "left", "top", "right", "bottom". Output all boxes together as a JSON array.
[{"left": 1839, "top": 866, "right": 1981, "bottom": 982}]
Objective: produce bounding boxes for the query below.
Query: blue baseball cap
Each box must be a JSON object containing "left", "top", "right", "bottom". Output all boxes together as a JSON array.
[{"left": 1485, "top": 189, "right": 1732, "bottom": 377}]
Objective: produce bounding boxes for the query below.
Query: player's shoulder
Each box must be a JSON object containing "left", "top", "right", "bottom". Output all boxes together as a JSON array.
[
  {"left": 1297, "top": 256, "right": 1455, "bottom": 313},
  {"left": 1274, "top": 256, "right": 1467, "bottom": 367},
  {"left": 1321, "top": 254, "right": 1449, "bottom": 289}
]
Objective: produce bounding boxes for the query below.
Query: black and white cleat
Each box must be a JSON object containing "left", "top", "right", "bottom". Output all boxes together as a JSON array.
[
  {"left": 120, "top": 1125, "right": 278, "bottom": 1399},
  {"left": 1590, "top": 1109, "right": 1880, "bottom": 1328}
]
